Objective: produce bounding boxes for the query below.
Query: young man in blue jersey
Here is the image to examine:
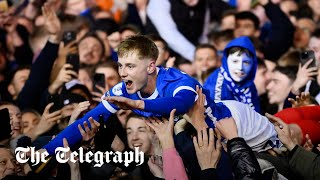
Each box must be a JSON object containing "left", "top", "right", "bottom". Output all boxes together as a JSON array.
[
  {"left": 43, "top": 35, "right": 279, "bottom": 155},
  {"left": 43, "top": 35, "right": 233, "bottom": 155}
]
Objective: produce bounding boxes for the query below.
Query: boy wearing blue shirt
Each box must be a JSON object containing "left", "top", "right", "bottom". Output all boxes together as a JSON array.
[{"left": 204, "top": 36, "right": 260, "bottom": 112}]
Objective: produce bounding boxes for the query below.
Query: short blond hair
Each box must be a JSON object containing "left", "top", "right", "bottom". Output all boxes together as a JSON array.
[{"left": 118, "top": 35, "right": 159, "bottom": 61}]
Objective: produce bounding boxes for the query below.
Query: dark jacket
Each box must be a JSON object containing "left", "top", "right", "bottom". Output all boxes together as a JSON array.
[
  {"left": 288, "top": 145, "right": 320, "bottom": 180},
  {"left": 262, "top": 2, "right": 295, "bottom": 61},
  {"left": 227, "top": 137, "right": 263, "bottom": 180}
]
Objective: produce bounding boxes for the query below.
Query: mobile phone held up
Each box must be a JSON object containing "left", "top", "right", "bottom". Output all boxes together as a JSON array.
[
  {"left": 62, "top": 31, "right": 77, "bottom": 46},
  {"left": 48, "top": 95, "right": 63, "bottom": 113},
  {"left": 300, "top": 50, "right": 316, "bottom": 68},
  {"left": 66, "top": 53, "right": 80, "bottom": 74},
  {"left": 0, "top": 108, "right": 12, "bottom": 141},
  {"left": 300, "top": 50, "right": 317, "bottom": 79},
  {"left": 93, "top": 73, "right": 105, "bottom": 93}
]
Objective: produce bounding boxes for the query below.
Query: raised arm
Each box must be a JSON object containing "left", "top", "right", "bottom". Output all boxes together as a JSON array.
[{"left": 147, "top": 0, "right": 195, "bottom": 61}]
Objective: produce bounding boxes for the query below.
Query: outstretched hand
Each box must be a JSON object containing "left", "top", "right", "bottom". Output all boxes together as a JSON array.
[
  {"left": 186, "top": 85, "right": 208, "bottom": 131},
  {"left": 42, "top": 2, "right": 61, "bottom": 35},
  {"left": 193, "top": 128, "right": 222, "bottom": 170},
  {"left": 265, "top": 113, "right": 297, "bottom": 151},
  {"left": 42, "top": 2, "right": 61, "bottom": 43},
  {"left": 291, "top": 60, "right": 318, "bottom": 95},
  {"left": 104, "top": 96, "right": 144, "bottom": 110},
  {"left": 34, "top": 103, "right": 62, "bottom": 137},
  {"left": 146, "top": 109, "right": 176, "bottom": 150},
  {"left": 69, "top": 101, "right": 90, "bottom": 125},
  {"left": 288, "top": 92, "right": 314, "bottom": 108},
  {"left": 78, "top": 117, "right": 100, "bottom": 142}
]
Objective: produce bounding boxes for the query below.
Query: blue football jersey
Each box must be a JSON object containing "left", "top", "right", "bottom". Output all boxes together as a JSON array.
[{"left": 44, "top": 67, "right": 231, "bottom": 155}]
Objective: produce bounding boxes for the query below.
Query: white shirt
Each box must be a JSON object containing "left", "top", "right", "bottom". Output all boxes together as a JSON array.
[
  {"left": 147, "top": 0, "right": 196, "bottom": 61},
  {"left": 219, "top": 100, "right": 280, "bottom": 152}
]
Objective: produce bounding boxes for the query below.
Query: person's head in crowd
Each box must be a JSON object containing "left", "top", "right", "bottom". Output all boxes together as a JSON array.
[
  {"left": 208, "top": 29, "right": 234, "bottom": 58},
  {"left": 223, "top": 37, "right": 257, "bottom": 84},
  {"left": 94, "top": 18, "right": 120, "bottom": 51},
  {"left": 266, "top": 66, "right": 298, "bottom": 111},
  {"left": 194, "top": 44, "right": 219, "bottom": 77},
  {"left": 308, "top": 28, "right": 320, "bottom": 66},
  {"left": 277, "top": 50, "right": 300, "bottom": 67},
  {"left": 220, "top": 10, "right": 236, "bottom": 31},
  {"left": 78, "top": 66, "right": 93, "bottom": 92},
  {"left": 147, "top": 34, "right": 170, "bottom": 66},
  {"left": 293, "top": 17, "right": 316, "bottom": 49},
  {"left": 78, "top": 31, "right": 105, "bottom": 66},
  {"left": 94, "top": 61, "right": 121, "bottom": 91},
  {"left": 21, "top": 109, "right": 41, "bottom": 134},
  {"left": 7, "top": 66, "right": 30, "bottom": 100},
  {"left": 0, "top": 102, "right": 23, "bottom": 140},
  {"left": 234, "top": 11, "right": 260, "bottom": 38},
  {"left": 117, "top": 35, "right": 158, "bottom": 94},
  {"left": 119, "top": 24, "right": 140, "bottom": 41},
  {"left": 280, "top": 0, "right": 298, "bottom": 25},
  {"left": 126, "top": 114, "right": 154, "bottom": 154},
  {"left": 174, "top": 57, "right": 196, "bottom": 77},
  {"left": 254, "top": 58, "right": 270, "bottom": 96},
  {"left": 0, "top": 145, "right": 16, "bottom": 179}
]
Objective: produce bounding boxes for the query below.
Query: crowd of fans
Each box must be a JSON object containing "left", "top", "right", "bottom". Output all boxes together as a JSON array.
[{"left": 0, "top": 0, "right": 320, "bottom": 179}]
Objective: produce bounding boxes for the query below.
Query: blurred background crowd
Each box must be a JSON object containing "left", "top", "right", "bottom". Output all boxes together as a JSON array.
[{"left": 0, "top": 0, "right": 320, "bottom": 179}]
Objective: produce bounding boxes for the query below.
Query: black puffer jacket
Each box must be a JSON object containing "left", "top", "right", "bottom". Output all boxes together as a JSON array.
[{"left": 227, "top": 137, "right": 263, "bottom": 180}]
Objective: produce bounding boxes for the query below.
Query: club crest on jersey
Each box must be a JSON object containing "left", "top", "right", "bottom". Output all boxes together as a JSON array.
[{"left": 112, "top": 83, "right": 123, "bottom": 96}]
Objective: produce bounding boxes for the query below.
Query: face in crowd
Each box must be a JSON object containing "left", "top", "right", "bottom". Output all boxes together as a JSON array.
[
  {"left": 126, "top": 116, "right": 154, "bottom": 155},
  {"left": 266, "top": 70, "right": 293, "bottom": 105},
  {"left": 0, "top": 104, "right": 23, "bottom": 138},
  {"left": 308, "top": 36, "right": 320, "bottom": 66},
  {"left": 254, "top": 65, "right": 271, "bottom": 96},
  {"left": 78, "top": 36, "right": 104, "bottom": 65},
  {"left": 234, "top": 19, "right": 259, "bottom": 38},
  {"left": 8, "top": 68, "right": 30, "bottom": 100},
  {"left": 21, "top": 111, "right": 40, "bottom": 134},
  {"left": 154, "top": 41, "right": 169, "bottom": 66},
  {"left": 227, "top": 50, "right": 253, "bottom": 82},
  {"left": 78, "top": 68, "right": 93, "bottom": 92},
  {"left": 0, "top": 148, "right": 16, "bottom": 179},
  {"left": 293, "top": 18, "right": 315, "bottom": 49},
  {"left": 194, "top": 47, "right": 219, "bottom": 73}
]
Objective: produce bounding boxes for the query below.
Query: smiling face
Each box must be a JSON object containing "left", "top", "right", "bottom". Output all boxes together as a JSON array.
[
  {"left": 227, "top": 51, "right": 253, "bottom": 82},
  {"left": 78, "top": 36, "right": 103, "bottom": 65},
  {"left": 266, "top": 71, "right": 293, "bottom": 105},
  {"left": 126, "top": 117, "right": 153, "bottom": 154},
  {"left": 118, "top": 52, "right": 154, "bottom": 94},
  {"left": 0, "top": 104, "right": 23, "bottom": 138},
  {"left": 194, "top": 47, "right": 219, "bottom": 72}
]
